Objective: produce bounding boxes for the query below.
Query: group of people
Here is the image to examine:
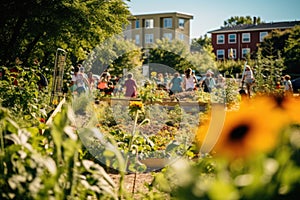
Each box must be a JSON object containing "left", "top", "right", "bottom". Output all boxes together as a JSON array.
[
  {"left": 69, "top": 64, "right": 138, "bottom": 98},
  {"left": 69, "top": 64, "right": 90, "bottom": 95},
  {"left": 241, "top": 65, "right": 294, "bottom": 98},
  {"left": 69, "top": 65, "right": 221, "bottom": 98},
  {"left": 168, "top": 68, "right": 225, "bottom": 96},
  {"left": 70, "top": 63, "right": 294, "bottom": 99}
]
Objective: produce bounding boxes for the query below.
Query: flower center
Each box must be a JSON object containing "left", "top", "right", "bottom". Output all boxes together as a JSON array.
[{"left": 229, "top": 124, "right": 250, "bottom": 141}]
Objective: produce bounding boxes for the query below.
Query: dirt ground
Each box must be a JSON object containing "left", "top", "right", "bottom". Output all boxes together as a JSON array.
[{"left": 109, "top": 172, "right": 155, "bottom": 195}]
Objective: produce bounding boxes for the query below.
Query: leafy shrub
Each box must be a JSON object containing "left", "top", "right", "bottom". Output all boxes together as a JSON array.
[
  {"left": 0, "top": 65, "right": 52, "bottom": 127},
  {"left": 0, "top": 105, "right": 118, "bottom": 199}
]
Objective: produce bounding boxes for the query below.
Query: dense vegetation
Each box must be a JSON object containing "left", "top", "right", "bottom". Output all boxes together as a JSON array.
[{"left": 1, "top": 4, "right": 300, "bottom": 198}]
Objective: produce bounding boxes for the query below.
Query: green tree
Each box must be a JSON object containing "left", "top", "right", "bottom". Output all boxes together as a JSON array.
[
  {"left": 223, "top": 16, "right": 262, "bottom": 27},
  {"left": 148, "top": 38, "right": 217, "bottom": 74},
  {"left": 190, "top": 34, "right": 211, "bottom": 52},
  {"left": 259, "top": 29, "right": 291, "bottom": 59},
  {"left": 284, "top": 25, "right": 300, "bottom": 75},
  {"left": 0, "top": 0, "right": 131, "bottom": 68},
  {"left": 83, "top": 35, "right": 143, "bottom": 76},
  {"left": 149, "top": 38, "right": 193, "bottom": 73},
  {"left": 259, "top": 26, "right": 300, "bottom": 75},
  {"left": 254, "top": 48, "right": 285, "bottom": 93}
]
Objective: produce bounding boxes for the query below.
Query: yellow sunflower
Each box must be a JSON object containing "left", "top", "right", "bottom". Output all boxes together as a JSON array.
[
  {"left": 151, "top": 71, "right": 157, "bottom": 77},
  {"left": 269, "top": 95, "right": 300, "bottom": 125},
  {"left": 195, "top": 119, "right": 210, "bottom": 151},
  {"left": 129, "top": 100, "right": 144, "bottom": 113},
  {"left": 214, "top": 96, "right": 284, "bottom": 160}
]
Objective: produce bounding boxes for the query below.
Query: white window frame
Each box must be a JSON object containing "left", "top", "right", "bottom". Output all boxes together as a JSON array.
[
  {"left": 228, "top": 34, "right": 236, "bottom": 43},
  {"left": 217, "top": 49, "right": 225, "bottom": 60},
  {"left": 145, "top": 34, "right": 154, "bottom": 44},
  {"left": 242, "top": 33, "right": 251, "bottom": 43},
  {"left": 217, "top": 34, "right": 225, "bottom": 44},
  {"left": 242, "top": 48, "right": 251, "bottom": 58},
  {"left": 178, "top": 19, "right": 185, "bottom": 29},
  {"left": 228, "top": 48, "right": 236, "bottom": 59},
  {"left": 135, "top": 34, "right": 140, "bottom": 45},
  {"left": 163, "top": 33, "right": 172, "bottom": 41},
  {"left": 135, "top": 20, "right": 140, "bottom": 28},
  {"left": 145, "top": 19, "right": 154, "bottom": 29},
  {"left": 260, "top": 31, "right": 268, "bottom": 42},
  {"left": 163, "top": 18, "right": 172, "bottom": 28}
]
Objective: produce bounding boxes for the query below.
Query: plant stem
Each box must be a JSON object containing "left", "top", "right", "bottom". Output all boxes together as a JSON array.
[
  {"left": 0, "top": 121, "right": 4, "bottom": 153},
  {"left": 132, "top": 171, "right": 137, "bottom": 194},
  {"left": 119, "top": 111, "right": 139, "bottom": 198},
  {"left": 124, "top": 111, "right": 139, "bottom": 168}
]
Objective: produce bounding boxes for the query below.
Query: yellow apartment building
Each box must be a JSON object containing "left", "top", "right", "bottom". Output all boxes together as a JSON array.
[{"left": 125, "top": 12, "right": 194, "bottom": 47}]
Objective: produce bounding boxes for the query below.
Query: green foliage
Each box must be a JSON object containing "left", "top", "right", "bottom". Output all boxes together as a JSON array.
[
  {"left": 149, "top": 38, "right": 192, "bottom": 73},
  {"left": 0, "top": 65, "right": 52, "bottom": 126},
  {"left": 217, "top": 59, "right": 247, "bottom": 76},
  {"left": 284, "top": 25, "right": 300, "bottom": 74},
  {"left": 0, "top": 104, "right": 118, "bottom": 199},
  {"left": 224, "top": 78, "right": 240, "bottom": 106},
  {"left": 84, "top": 35, "right": 143, "bottom": 76},
  {"left": 151, "top": 125, "right": 300, "bottom": 200},
  {"left": 223, "top": 16, "right": 262, "bottom": 27},
  {"left": 254, "top": 48, "right": 285, "bottom": 94},
  {"left": 191, "top": 34, "right": 212, "bottom": 51},
  {"left": 138, "top": 83, "right": 169, "bottom": 103},
  {"left": 258, "top": 25, "right": 300, "bottom": 75},
  {"left": 0, "top": 0, "right": 131, "bottom": 68},
  {"left": 149, "top": 38, "right": 217, "bottom": 73},
  {"left": 259, "top": 29, "right": 291, "bottom": 60}
]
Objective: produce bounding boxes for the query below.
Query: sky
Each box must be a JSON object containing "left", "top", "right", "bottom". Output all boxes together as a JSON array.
[{"left": 125, "top": 0, "right": 300, "bottom": 39}]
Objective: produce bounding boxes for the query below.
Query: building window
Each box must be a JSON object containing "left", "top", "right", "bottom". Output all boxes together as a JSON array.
[
  {"left": 242, "top": 48, "right": 251, "bottom": 58},
  {"left": 228, "top": 48, "right": 236, "bottom": 59},
  {"left": 145, "top": 34, "right": 154, "bottom": 44},
  {"left": 228, "top": 34, "right": 236, "bottom": 43},
  {"left": 163, "top": 18, "right": 172, "bottom": 28},
  {"left": 217, "top": 34, "right": 225, "bottom": 44},
  {"left": 145, "top": 19, "right": 154, "bottom": 29},
  {"left": 178, "top": 19, "right": 185, "bottom": 29},
  {"left": 242, "top": 33, "right": 250, "bottom": 43},
  {"left": 217, "top": 49, "right": 225, "bottom": 60},
  {"left": 163, "top": 33, "right": 172, "bottom": 41},
  {"left": 135, "top": 34, "right": 140, "bottom": 45},
  {"left": 260, "top": 31, "right": 268, "bottom": 42},
  {"left": 178, "top": 33, "right": 185, "bottom": 41},
  {"left": 135, "top": 20, "right": 140, "bottom": 28}
]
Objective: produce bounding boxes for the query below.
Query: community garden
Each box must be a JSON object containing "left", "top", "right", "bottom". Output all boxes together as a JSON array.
[
  {"left": 1, "top": 61, "right": 300, "bottom": 200},
  {"left": 1, "top": 0, "right": 300, "bottom": 199}
]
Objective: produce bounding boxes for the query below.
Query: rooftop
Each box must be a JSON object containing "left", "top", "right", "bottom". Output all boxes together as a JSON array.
[
  {"left": 208, "top": 20, "right": 300, "bottom": 33},
  {"left": 129, "top": 11, "right": 194, "bottom": 20}
]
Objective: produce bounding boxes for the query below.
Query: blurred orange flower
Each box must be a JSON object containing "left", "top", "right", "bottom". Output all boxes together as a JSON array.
[{"left": 197, "top": 95, "right": 299, "bottom": 160}]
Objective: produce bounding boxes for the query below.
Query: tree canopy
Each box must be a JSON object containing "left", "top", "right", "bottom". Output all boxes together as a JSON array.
[
  {"left": 258, "top": 26, "right": 300, "bottom": 75},
  {"left": 83, "top": 35, "right": 143, "bottom": 76},
  {"left": 148, "top": 38, "right": 216, "bottom": 74},
  {"left": 223, "top": 16, "right": 262, "bottom": 27},
  {"left": 0, "top": 0, "right": 131, "bottom": 68}
]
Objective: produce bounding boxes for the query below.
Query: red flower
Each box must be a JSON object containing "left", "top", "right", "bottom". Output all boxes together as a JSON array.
[{"left": 39, "top": 118, "right": 46, "bottom": 123}]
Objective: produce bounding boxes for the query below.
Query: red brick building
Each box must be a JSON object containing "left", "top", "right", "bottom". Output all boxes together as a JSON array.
[{"left": 208, "top": 20, "right": 300, "bottom": 60}]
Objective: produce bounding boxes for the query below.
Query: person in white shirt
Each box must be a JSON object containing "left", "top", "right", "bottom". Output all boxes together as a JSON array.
[
  {"left": 284, "top": 74, "right": 293, "bottom": 96},
  {"left": 242, "top": 65, "right": 255, "bottom": 98},
  {"left": 183, "top": 68, "right": 196, "bottom": 91},
  {"left": 70, "top": 65, "right": 79, "bottom": 92}
]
